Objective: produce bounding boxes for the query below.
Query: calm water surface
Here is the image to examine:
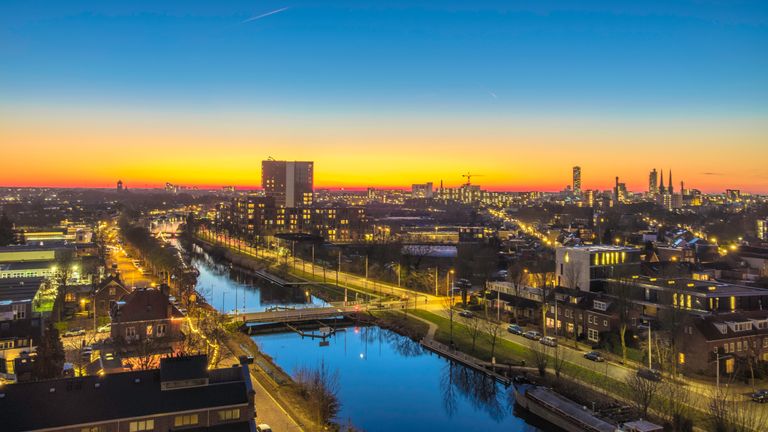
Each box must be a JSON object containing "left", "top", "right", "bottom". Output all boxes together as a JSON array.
[
  {"left": 187, "top": 243, "right": 328, "bottom": 313},
  {"left": 254, "top": 328, "right": 543, "bottom": 432},
  {"left": 184, "top": 241, "right": 544, "bottom": 431}
]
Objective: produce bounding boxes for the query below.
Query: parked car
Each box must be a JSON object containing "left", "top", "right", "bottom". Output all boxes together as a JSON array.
[
  {"left": 584, "top": 351, "right": 605, "bottom": 362},
  {"left": 507, "top": 324, "right": 523, "bottom": 335},
  {"left": 523, "top": 330, "right": 542, "bottom": 341},
  {"left": 752, "top": 389, "right": 768, "bottom": 403},
  {"left": 256, "top": 424, "right": 272, "bottom": 432},
  {"left": 539, "top": 336, "right": 557, "bottom": 347},
  {"left": 458, "top": 310, "right": 474, "bottom": 318},
  {"left": 637, "top": 368, "right": 662, "bottom": 382},
  {"left": 97, "top": 324, "right": 111, "bottom": 333},
  {"left": 63, "top": 329, "right": 86, "bottom": 338}
]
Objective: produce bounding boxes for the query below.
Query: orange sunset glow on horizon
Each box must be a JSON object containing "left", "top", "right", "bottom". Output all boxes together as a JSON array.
[{"left": 1, "top": 105, "right": 766, "bottom": 193}]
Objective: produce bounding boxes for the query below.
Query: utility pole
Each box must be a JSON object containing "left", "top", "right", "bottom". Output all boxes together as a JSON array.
[
  {"left": 497, "top": 289, "right": 501, "bottom": 322},
  {"left": 434, "top": 267, "right": 438, "bottom": 296},
  {"left": 648, "top": 324, "right": 652, "bottom": 369},
  {"left": 311, "top": 244, "right": 315, "bottom": 278},
  {"left": 365, "top": 255, "right": 369, "bottom": 290}
]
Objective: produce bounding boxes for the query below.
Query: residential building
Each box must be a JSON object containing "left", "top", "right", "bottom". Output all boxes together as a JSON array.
[
  {"left": 412, "top": 182, "right": 434, "bottom": 199},
  {"left": 555, "top": 245, "right": 642, "bottom": 291},
  {"left": 758, "top": 218, "right": 768, "bottom": 241},
  {"left": 224, "top": 196, "right": 369, "bottom": 241},
  {"left": 262, "top": 159, "right": 314, "bottom": 208},
  {"left": 649, "top": 169, "right": 658, "bottom": 196},
  {"left": 0, "top": 277, "right": 44, "bottom": 382},
  {"left": 572, "top": 166, "right": 581, "bottom": 195},
  {"left": 92, "top": 274, "right": 130, "bottom": 321},
  {"left": 110, "top": 286, "right": 184, "bottom": 351},
  {"left": 0, "top": 355, "right": 257, "bottom": 432}
]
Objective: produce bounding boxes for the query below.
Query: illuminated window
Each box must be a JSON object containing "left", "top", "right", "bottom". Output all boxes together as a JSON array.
[
  {"left": 730, "top": 296, "right": 736, "bottom": 311},
  {"left": 129, "top": 419, "right": 154, "bottom": 432},
  {"left": 678, "top": 352, "right": 685, "bottom": 365},
  {"left": 686, "top": 295, "right": 692, "bottom": 309},
  {"left": 174, "top": 414, "right": 199, "bottom": 427},
  {"left": 218, "top": 408, "right": 240, "bottom": 421},
  {"left": 725, "top": 358, "right": 735, "bottom": 374}
]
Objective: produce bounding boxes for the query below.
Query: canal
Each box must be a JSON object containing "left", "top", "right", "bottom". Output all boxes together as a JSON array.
[
  {"left": 187, "top": 243, "right": 328, "bottom": 313},
  {"left": 185, "top": 241, "right": 546, "bottom": 432}
]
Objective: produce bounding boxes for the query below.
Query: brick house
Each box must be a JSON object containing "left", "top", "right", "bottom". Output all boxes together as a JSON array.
[
  {"left": 92, "top": 273, "right": 130, "bottom": 321},
  {"left": 110, "top": 285, "right": 184, "bottom": 352},
  {"left": 676, "top": 311, "right": 768, "bottom": 376}
]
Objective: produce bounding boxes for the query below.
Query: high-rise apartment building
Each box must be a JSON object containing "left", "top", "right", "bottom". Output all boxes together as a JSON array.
[
  {"left": 649, "top": 169, "right": 658, "bottom": 195},
  {"left": 261, "top": 159, "right": 314, "bottom": 208},
  {"left": 412, "top": 182, "right": 434, "bottom": 198},
  {"left": 572, "top": 166, "right": 581, "bottom": 194},
  {"left": 758, "top": 219, "right": 768, "bottom": 241}
]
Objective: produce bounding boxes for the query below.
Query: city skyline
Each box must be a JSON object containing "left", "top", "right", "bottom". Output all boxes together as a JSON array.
[{"left": 1, "top": 1, "right": 767, "bottom": 192}]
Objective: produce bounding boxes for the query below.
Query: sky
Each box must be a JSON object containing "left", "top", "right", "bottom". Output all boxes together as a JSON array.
[{"left": 1, "top": 1, "right": 767, "bottom": 193}]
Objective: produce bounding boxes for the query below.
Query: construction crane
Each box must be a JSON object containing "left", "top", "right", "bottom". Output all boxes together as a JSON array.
[{"left": 462, "top": 172, "right": 484, "bottom": 187}]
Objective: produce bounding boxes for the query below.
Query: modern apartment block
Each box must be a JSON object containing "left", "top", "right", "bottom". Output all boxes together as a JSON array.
[{"left": 261, "top": 159, "right": 314, "bottom": 208}]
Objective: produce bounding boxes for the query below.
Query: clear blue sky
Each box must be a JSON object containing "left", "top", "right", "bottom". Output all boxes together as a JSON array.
[
  {"left": 2, "top": 0, "right": 766, "bottom": 112},
  {"left": 1, "top": 1, "right": 767, "bottom": 191}
]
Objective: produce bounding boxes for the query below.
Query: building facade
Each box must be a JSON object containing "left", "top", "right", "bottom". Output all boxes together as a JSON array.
[{"left": 261, "top": 159, "right": 314, "bottom": 208}]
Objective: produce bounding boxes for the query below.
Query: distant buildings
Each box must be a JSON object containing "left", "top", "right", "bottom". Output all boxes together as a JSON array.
[
  {"left": 262, "top": 159, "right": 314, "bottom": 208},
  {"left": 758, "top": 219, "right": 768, "bottom": 241},
  {"left": 116, "top": 180, "right": 123, "bottom": 192},
  {"left": 0, "top": 355, "right": 257, "bottom": 432},
  {"left": 648, "top": 168, "right": 658, "bottom": 195},
  {"left": 572, "top": 166, "right": 581, "bottom": 195},
  {"left": 411, "top": 182, "right": 434, "bottom": 199}
]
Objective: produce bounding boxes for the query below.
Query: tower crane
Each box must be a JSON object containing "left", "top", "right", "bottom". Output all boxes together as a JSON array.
[{"left": 462, "top": 172, "right": 484, "bottom": 187}]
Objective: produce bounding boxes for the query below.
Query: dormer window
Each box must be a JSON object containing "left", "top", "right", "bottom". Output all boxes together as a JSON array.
[{"left": 593, "top": 300, "right": 608, "bottom": 312}]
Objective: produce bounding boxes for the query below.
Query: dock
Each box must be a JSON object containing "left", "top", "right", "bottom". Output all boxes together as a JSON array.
[
  {"left": 515, "top": 385, "right": 616, "bottom": 432},
  {"left": 419, "top": 338, "right": 512, "bottom": 385}
]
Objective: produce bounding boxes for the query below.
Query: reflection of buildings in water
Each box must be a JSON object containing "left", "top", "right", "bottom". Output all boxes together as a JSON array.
[
  {"left": 258, "top": 284, "right": 308, "bottom": 305},
  {"left": 227, "top": 268, "right": 310, "bottom": 305}
]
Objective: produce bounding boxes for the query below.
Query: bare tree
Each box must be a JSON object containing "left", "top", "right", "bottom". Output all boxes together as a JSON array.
[
  {"left": 707, "top": 378, "right": 768, "bottom": 432},
  {"left": 529, "top": 339, "right": 548, "bottom": 377},
  {"left": 483, "top": 314, "right": 503, "bottom": 360},
  {"left": 660, "top": 379, "right": 693, "bottom": 432},
  {"left": 441, "top": 295, "right": 456, "bottom": 345},
  {"left": 625, "top": 373, "right": 661, "bottom": 417},
  {"left": 293, "top": 360, "right": 341, "bottom": 426},
  {"left": 463, "top": 315, "right": 484, "bottom": 353},
  {"left": 506, "top": 262, "right": 528, "bottom": 324},
  {"left": 551, "top": 344, "right": 568, "bottom": 379}
]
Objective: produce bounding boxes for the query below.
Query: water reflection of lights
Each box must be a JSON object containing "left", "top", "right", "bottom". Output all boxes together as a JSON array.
[{"left": 359, "top": 353, "right": 364, "bottom": 359}]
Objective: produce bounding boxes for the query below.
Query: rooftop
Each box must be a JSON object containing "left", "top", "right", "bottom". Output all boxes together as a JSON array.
[{"left": 0, "top": 356, "right": 252, "bottom": 431}]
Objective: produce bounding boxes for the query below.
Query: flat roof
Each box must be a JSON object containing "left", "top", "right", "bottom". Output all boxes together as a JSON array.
[
  {"left": 0, "top": 261, "right": 54, "bottom": 271},
  {"left": 631, "top": 276, "right": 768, "bottom": 297},
  {"left": 0, "top": 361, "right": 250, "bottom": 431},
  {"left": 559, "top": 245, "right": 640, "bottom": 253},
  {"left": 0, "top": 277, "right": 45, "bottom": 302}
]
